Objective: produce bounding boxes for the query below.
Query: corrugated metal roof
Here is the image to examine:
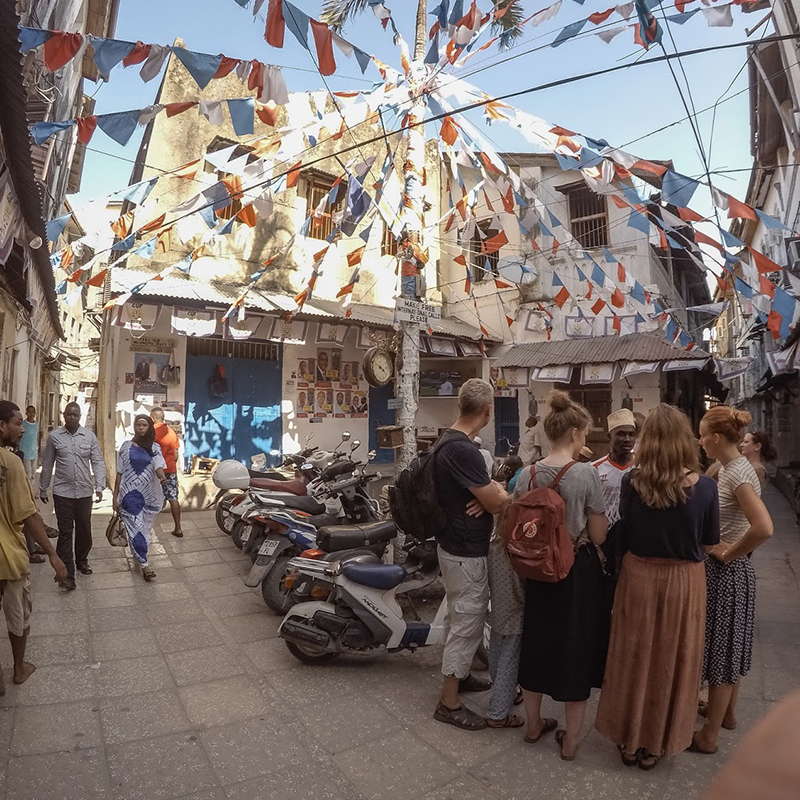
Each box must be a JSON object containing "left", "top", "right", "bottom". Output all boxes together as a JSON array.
[
  {"left": 110, "top": 269, "right": 490, "bottom": 341},
  {"left": 495, "top": 333, "right": 708, "bottom": 369}
]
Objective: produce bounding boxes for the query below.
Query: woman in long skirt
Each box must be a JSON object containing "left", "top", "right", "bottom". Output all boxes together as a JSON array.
[
  {"left": 693, "top": 406, "right": 773, "bottom": 755},
  {"left": 113, "top": 415, "right": 167, "bottom": 582},
  {"left": 595, "top": 405, "right": 720, "bottom": 770},
  {"left": 514, "top": 390, "right": 608, "bottom": 761}
]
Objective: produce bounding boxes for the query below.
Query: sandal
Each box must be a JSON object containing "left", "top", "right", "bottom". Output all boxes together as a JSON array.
[
  {"left": 433, "top": 701, "right": 487, "bottom": 731},
  {"left": 617, "top": 744, "right": 639, "bottom": 767},
  {"left": 638, "top": 751, "right": 660, "bottom": 771},
  {"left": 486, "top": 714, "right": 524, "bottom": 728},
  {"left": 142, "top": 567, "right": 156, "bottom": 582},
  {"left": 686, "top": 733, "right": 717, "bottom": 755},
  {"left": 698, "top": 703, "right": 737, "bottom": 730},
  {"left": 524, "top": 717, "right": 557, "bottom": 744},
  {"left": 514, "top": 687, "right": 524, "bottom": 705},
  {"left": 555, "top": 729, "right": 576, "bottom": 761}
]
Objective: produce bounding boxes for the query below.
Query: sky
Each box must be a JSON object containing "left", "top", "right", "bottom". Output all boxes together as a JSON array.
[{"left": 73, "top": 0, "right": 765, "bottom": 228}]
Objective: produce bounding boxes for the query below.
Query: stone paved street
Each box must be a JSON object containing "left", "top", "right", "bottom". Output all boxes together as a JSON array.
[{"left": 0, "top": 485, "right": 797, "bottom": 800}]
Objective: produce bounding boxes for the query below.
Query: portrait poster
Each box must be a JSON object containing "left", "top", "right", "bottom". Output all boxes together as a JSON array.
[
  {"left": 334, "top": 390, "right": 351, "bottom": 418},
  {"left": 297, "top": 357, "right": 316, "bottom": 387},
  {"left": 351, "top": 390, "right": 368, "bottom": 418},
  {"left": 339, "top": 361, "right": 360, "bottom": 388},
  {"left": 315, "top": 349, "right": 338, "bottom": 385},
  {"left": 296, "top": 389, "right": 313, "bottom": 418},
  {"left": 133, "top": 352, "right": 169, "bottom": 394},
  {"left": 314, "top": 388, "right": 333, "bottom": 417}
]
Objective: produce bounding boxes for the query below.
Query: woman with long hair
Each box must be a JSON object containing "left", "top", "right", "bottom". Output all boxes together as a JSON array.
[
  {"left": 595, "top": 405, "right": 720, "bottom": 770},
  {"left": 113, "top": 415, "right": 168, "bottom": 582},
  {"left": 693, "top": 407, "right": 773, "bottom": 754},
  {"left": 740, "top": 429, "right": 777, "bottom": 491},
  {"left": 514, "top": 390, "right": 608, "bottom": 761}
]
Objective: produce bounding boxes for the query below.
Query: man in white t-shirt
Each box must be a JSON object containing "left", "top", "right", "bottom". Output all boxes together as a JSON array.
[{"left": 593, "top": 408, "right": 637, "bottom": 525}]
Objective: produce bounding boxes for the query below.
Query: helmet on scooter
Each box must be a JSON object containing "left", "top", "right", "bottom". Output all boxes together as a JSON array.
[{"left": 212, "top": 460, "right": 251, "bottom": 490}]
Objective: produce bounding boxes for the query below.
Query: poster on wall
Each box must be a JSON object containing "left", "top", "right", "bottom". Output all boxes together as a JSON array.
[
  {"left": 133, "top": 352, "right": 169, "bottom": 394},
  {"left": 297, "top": 358, "right": 316, "bottom": 387},
  {"left": 316, "top": 323, "right": 348, "bottom": 347},
  {"left": 134, "top": 392, "right": 166, "bottom": 407},
  {"left": 489, "top": 366, "right": 510, "bottom": 396},
  {"left": 339, "top": 361, "right": 360, "bottom": 388},
  {"left": 296, "top": 389, "right": 314, "bottom": 418},
  {"left": 335, "top": 390, "right": 351, "bottom": 418},
  {"left": 315, "top": 388, "right": 333, "bottom": 417},
  {"left": 351, "top": 390, "right": 368, "bottom": 417},
  {"left": 315, "top": 349, "right": 339, "bottom": 385}
]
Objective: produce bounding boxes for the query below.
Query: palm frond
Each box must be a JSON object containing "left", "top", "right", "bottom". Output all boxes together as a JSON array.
[
  {"left": 319, "top": 0, "right": 371, "bottom": 32},
  {"left": 491, "top": 1, "right": 525, "bottom": 49}
]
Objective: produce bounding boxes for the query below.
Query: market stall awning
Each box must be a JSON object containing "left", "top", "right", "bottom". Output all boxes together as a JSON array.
[{"left": 495, "top": 332, "right": 709, "bottom": 369}]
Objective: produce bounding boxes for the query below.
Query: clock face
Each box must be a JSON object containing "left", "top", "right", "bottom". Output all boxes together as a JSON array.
[{"left": 363, "top": 347, "right": 394, "bottom": 387}]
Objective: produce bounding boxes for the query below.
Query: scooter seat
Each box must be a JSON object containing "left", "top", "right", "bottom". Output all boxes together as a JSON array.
[
  {"left": 317, "top": 521, "right": 396, "bottom": 552},
  {"left": 341, "top": 561, "right": 407, "bottom": 590},
  {"left": 255, "top": 493, "right": 325, "bottom": 515},
  {"left": 250, "top": 477, "right": 307, "bottom": 495}
]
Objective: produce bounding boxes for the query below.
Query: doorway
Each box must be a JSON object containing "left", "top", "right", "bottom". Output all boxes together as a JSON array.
[
  {"left": 494, "top": 395, "right": 519, "bottom": 456},
  {"left": 368, "top": 383, "right": 396, "bottom": 464}
]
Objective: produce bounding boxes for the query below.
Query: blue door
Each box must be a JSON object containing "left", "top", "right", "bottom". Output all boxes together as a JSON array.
[
  {"left": 184, "top": 353, "right": 282, "bottom": 470},
  {"left": 369, "top": 383, "right": 396, "bottom": 464},
  {"left": 494, "top": 395, "right": 519, "bottom": 457}
]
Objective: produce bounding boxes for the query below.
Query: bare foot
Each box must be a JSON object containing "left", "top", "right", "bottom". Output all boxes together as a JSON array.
[{"left": 13, "top": 662, "right": 36, "bottom": 685}]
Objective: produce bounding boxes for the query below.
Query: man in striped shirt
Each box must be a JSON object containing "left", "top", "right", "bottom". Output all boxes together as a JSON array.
[{"left": 593, "top": 409, "right": 637, "bottom": 525}]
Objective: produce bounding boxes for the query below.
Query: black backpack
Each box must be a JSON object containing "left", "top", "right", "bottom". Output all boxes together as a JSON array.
[{"left": 389, "top": 429, "right": 462, "bottom": 543}]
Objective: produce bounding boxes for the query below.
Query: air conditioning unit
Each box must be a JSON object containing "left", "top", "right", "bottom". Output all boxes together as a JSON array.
[{"left": 786, "top": 236, "right": 800, "bottom": 274}]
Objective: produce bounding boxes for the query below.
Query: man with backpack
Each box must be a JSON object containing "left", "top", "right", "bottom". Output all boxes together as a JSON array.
[{"left": 431, "top": 379, "right": 508, "bottom": 731}]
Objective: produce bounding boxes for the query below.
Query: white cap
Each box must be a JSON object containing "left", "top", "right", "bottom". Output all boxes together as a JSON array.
[
  {"left": 474, "top": 436, "right": 482, "bottom": 446},
  {"left": 607, "top": 408, "right": 636, "bottom": 432}
]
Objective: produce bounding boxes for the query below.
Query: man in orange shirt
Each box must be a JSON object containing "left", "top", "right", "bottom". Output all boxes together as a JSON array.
[{"left": 150, "top": 408, "right": 182, "bottom": 537}]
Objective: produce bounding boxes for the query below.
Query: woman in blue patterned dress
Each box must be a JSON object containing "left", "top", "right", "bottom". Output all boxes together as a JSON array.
[{"left": 113, "top": 415, "right": 167, "bottom": 582}]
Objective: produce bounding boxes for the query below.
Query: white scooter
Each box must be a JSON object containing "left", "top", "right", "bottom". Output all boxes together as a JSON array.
[{"left": 278, "top": 542, "right": 490, "bottom": 664}]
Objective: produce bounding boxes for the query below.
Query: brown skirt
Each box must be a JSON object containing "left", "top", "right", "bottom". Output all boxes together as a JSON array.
[{"left": 595, "top": 553, "right": 706, "bottom": 757}]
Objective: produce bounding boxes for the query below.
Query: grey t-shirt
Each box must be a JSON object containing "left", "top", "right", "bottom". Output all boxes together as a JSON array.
[{"left": 514, "top": 461, "right": 606, "bottom": 547}]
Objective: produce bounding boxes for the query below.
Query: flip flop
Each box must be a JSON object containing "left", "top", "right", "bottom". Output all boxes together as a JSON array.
[
  {"left": 433, "top": 702, "right": 487, "bottom": 731},
  {"left": 555, "top": 729, "right": 576, "bottom": 761},
  {"left": 686, "top": 734, "right": 718, "bottom": 755},
  {"left": 514, "top": 687, "right": 524, "bottom": 705},
  {"left": 486, "top": 714, "right": 524, "bottom": 729},
  {"left": 524, "top": 717, "right": 557, "bottom": 744}
]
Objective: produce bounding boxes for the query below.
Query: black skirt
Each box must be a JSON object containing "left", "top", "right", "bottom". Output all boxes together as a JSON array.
[{"left": 518, "top": 545, "right": 610, "bottom": 702}]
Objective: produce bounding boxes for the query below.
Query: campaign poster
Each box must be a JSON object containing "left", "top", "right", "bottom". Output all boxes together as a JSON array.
[
  {"left": 314, "top": 388, "right": 333, "bottom": 417},
  {"left": 339, "top": 361, "right": 360, "bottom": 388},
  {"left": 296, "top": 389, "right": 314, "bottom": 418},
  {"left": 133, "top": 353, "right": 169, "bottom": 394},
  {"left": 335, "top": 390, "right": 351, "bottom": 418},
  {"left": 315, "top": 349, "right": 336, "bottom": 386},
  {"left": 297, "top": 358, "right": 315, "bottom": 387},
  {"left": 351, "top": 390, "right": 368, "bottom": 418}
]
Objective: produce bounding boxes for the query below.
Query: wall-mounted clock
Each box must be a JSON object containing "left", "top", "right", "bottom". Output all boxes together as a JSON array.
[{"left": 362, "top": 346, "right": 394, "bottom": 388}]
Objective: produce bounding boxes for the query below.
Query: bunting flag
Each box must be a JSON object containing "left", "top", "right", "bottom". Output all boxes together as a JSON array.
[{"left": 552, "top": 273, "right": 569, "bottom": 308}]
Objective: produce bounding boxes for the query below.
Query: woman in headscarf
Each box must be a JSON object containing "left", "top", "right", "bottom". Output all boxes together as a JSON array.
[{"left": 113, "top": 415, "right": 168, "bottom": 582}]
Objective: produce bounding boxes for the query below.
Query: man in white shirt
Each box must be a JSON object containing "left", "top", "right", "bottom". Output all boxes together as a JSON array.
[
  {"left": 593, "top": 408, "right": 637, "bottom": 526},
  {"left": 473, "top": 437, "right": 494, "bottom": 476}
]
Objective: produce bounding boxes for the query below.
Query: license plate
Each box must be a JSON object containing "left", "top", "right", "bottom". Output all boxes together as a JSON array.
[
  {"left": 223, "top": 515, "right": 233, "bottom": 531},
  {"left": 259, "top": 539, "right": 280, "bottom": 556},
  {"left": 241, "top": 525, "right": 252, "bottom": 545}
]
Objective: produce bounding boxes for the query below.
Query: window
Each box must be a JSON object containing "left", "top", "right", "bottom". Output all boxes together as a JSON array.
[
  {"left": 303, "top": 170, "right": 345, "bottom": 241},
  {"left": 469, "top": 221, "right": 500, "bottom": 282},
  {"left": 565, "top": 185, "right": 609, "bottom": 249},
  {"left": 381, "top": 224, "right": 398, "bottom": 257}
]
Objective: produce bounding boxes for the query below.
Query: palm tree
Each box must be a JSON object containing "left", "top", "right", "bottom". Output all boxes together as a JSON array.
[{"left": 320, "top": 1, "right": 524, "bottom": 469}]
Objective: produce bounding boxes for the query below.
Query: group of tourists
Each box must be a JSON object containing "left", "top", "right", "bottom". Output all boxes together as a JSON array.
[{"left": 432, "top": 378, "right": 774, "bottom": 771}]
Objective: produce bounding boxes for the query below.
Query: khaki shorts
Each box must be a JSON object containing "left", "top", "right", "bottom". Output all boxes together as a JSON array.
[{"left": 0, "top": 577, "right": 32, "bottom": 637}]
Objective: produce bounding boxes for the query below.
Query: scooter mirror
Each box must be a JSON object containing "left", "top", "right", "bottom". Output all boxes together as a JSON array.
[
  {"left": 375, "top": 471, "right": 382, "bottom": 479},
  {"left": 269, "top": 449, "right": 281, "bottom": 457},
  {"left": 300, "top": 463, "right": 315, "bottom": 472},
  {"left": 367, "top": 450, "right": 377, "bottom": 461},
  {"left": 350, "top": 440, "right": 361, "bottom": 450}
]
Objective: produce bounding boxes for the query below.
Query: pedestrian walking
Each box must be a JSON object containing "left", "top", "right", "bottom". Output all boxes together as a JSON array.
[
  {"left": 486, "top": 501, "right": 525, "bottom": 728},
  {"left": 513, "top": 390, "right": 608, "bottom": 760},
  {"left": 692, "top": 406, "right": 773, "bottom": 755},
  {"left": 432, "top": 379, "right": 508, "bottom": 731},
  {"left": 150, "top": 407, "right": 182, "bottom": 537},
  {"left": 593, "top": 408, "right": 637, "bottom": 526},
  {"left": 113, "top": 416, "right": 168, "bottom": 582},
  {"left": 19, "top": 406, "right": 38, "bottom": 483},
  {"left": 0, "top": 401, "right": 67, "bottom": 691},
  {"left": 517, "top": 417, "right": 538, "bottom": 465},
  {"left": 39, "top": 402, "right": 106, "bottom": 591},
  {"left": 595, "top": 405, "right": 720, "bottom": 770},
  {"left": 739, "top": 429, "right": 777, "bottom": 492}
]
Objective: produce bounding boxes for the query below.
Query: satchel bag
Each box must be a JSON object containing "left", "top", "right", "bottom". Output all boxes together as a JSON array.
[{"left": 105, "top": 514, "right": 127, "bottom": 547}]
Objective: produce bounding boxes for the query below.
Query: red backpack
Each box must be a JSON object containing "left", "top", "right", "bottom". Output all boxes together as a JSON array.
[{"left": 505, "top": 461, "right": 576, "bottom": 583}]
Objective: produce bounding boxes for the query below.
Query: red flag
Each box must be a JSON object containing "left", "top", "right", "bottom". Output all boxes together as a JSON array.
[
  {"left": 248, "top": 60, "right": 265, "bottom": 95},
  {"left": 464, "top": 273, "right": 472, "bottom": 295},
  {"left": 610, "top": 195, "right": 629, "bottom": 210},
  {"left": 213, "top": 56, "right": 239, "bottom": 79},
  {"left": 483, "top": 190, "right": 495, "bottom": 213},
  {"left": 266, "top": 0, "right": 286, "bottom": 47},
  {"left": 727, "top": 195, "right": 757, "bottom": 221},
  {"left": 66, "top": 268, "right": 83, "bottom": 283},
  {"left": 759, "top": 274, "right": 776, "bottom": 299},
  {"left": 554, "top": 285, "right": 570, "bottom": 309},
  {"left": 165, "top": 102, "right": 197, "bottom": 117},
  {"left": 85, "top": 269, "right": 108, "bottom": 287},
  {"left": 122, "top": 41, "right": 150, "bottom": 67},
  {"left": 611, "top": 288, "right": 625, "bottom": 308},
  {"left": 173, "top": 160, "right": 199, "bottom": 180},
  {"left": 767, "top": 310, "right": 783, "bottom": 340},
  {"left": 76, "top": 116, "right": 97, "bottom": 144},
  {"left": 440, "top": 116, "right": 459, "bottom": 146},
  {"left": 677, "top": 206, "right": 704, "bottom": 223},
  {"left": 336, "top": 281, "right": 356, "bottom": 298},
  {"left": 286, "top": 162, "right": 302, "bottom": 189},
  {"left": 631, "top": 158, "right": 667, "bottom": 176},
  {"left": 453, "top": 253, "right": 467, "bottom": 266},
  {"left": 236, "top": 205, "right": 257, "bottom": 227},
  {"left": 612, "top": 315, "right": 622, "bottom": 334},
  {"left": 694, "top": 231, "right": 723, "bottom": 252},
  {"left": 43, "top": 31, "right": 83, "bottom": 72},
  {"left": 549, "top": 125, "right": 576, "bottom": 136},
  {"left": 110, "top": 211, "right": 134, "bottom": 239},
  {"left": 256, "top": 101, "right": 279, "bottom": 127},
  {"left": 502, "top": 187, "right": 514, "bottom": 214},
  {"left": 138, "top": 213, "right": 165, "bottom": 234},
  {"left": 749, "top": 246, "right": 781, "bottom": 274},
  {"left": 585, "top": 282, "right": 593, "bottom": 300},
  {"left": 482, "top": 230, "right": 508, "bottom": 254},
  {"left": 494, "top": 278, "right": 512, "bottom": 289},
  {"left": 310, "top": 20, "right": 336, "bottom": 76},
  {"left": 552, "top": 238, "right": 559, "bottom": 255},
  {"left": 617, "top": 262, "right": 626, "bottom": 283},
  {"left": 591, "top": 298, "right": 606, "bottom": 315},
  {"left": 61, "top": 245, "right": 74, "bottom": 272},
  {"left": 347, "top": 246, "right": 365, "bottom": 267},
  {"left": 589, "top": 8, "right": 615, "bottom": 23},
  {"left": 715, "top": 274, "right": 728, "bottom": 293}
]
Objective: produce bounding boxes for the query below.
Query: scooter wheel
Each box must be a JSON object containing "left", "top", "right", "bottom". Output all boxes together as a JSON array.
[
  {"left": 231, "top": 520, "right": 250, "bottom": 550},
  {"left": 261, "top": 555, "right": 295, "bottom": 615},
  {"left": 285, "top": 640, "right": 339, "bottom": 665},
  {"left": 215, "top": 499, "right": 231, "bottom": 533}
]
